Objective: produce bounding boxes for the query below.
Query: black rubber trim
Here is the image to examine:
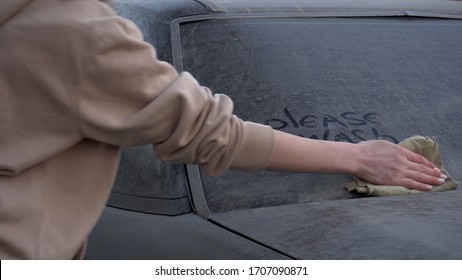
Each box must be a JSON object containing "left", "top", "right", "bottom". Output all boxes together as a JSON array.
[
  {"left": 185, "top": 164, "right": 211, "bottom": 219},
  {"left": 107, "top": 192, "right": 191, "bottom": 216}
]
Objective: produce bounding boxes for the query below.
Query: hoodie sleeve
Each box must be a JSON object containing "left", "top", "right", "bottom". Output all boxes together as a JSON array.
[{"left": 75, "top": 3, "right": 274, "bottom": 175}]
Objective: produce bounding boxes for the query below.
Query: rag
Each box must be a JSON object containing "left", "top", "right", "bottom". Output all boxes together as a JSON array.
[{"left": 346, "top": 136, "right": 458, "bottom": 196}]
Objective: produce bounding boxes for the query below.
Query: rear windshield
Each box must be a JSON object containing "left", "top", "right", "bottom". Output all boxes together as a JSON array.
[{"left": 178, "top": 17, "right": 462, "bottom": 213}]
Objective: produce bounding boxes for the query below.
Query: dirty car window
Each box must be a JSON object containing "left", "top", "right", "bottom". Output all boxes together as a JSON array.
[{"left": 179, "top": 18, "right": 462, "bottom": 213}]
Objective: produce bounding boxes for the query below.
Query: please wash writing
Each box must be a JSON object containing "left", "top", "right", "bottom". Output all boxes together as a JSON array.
[{"left": 264, "top": 108, "right": 398, "bottom": 143}]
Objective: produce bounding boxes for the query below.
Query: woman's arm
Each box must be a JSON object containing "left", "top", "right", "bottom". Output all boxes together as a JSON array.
[{"left": 267, "top": 130, "right": 446, "bottom": 191}]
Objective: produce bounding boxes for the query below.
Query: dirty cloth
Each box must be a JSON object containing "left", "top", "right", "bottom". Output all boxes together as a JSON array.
[{"left": 346, "top": 136, "right": 458, "bottom": 196}]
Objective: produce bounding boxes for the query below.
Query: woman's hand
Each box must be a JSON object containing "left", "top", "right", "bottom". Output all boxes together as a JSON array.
[
  {"left": 353, "top": 140, "right": 446, "bottom": 191},
  {"left": 267, "top": 131, "right": 446, "bottom": 191}
]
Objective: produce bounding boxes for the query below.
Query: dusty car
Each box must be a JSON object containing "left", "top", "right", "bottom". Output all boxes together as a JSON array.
[{"left": 86, "top": 0, "right": 462, "bottom": 259}]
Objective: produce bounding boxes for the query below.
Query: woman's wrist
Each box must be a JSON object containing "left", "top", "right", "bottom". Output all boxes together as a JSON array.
[
  {"left": 331, "top": 141, "right": 361, "bottom": 175},
  {"left": 346, "top": 142, "right": 362, "bottom": 176}
]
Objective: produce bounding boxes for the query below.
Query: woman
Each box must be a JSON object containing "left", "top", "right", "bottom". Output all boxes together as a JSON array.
[{"left": 0, "top": 0, "right": 445, "bottom": 259}]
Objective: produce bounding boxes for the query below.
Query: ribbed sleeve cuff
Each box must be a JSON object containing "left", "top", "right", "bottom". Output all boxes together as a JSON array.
[{"left": 230, "top": 122, "right": 274, "bottom": 173}]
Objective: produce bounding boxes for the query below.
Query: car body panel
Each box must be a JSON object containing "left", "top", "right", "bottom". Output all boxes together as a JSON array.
[
  {"left": 210, "top": 191, "right": 462, "bottom": 259},
  {"left": 86, "top": 207, "right": 290, "bottom": 259}
]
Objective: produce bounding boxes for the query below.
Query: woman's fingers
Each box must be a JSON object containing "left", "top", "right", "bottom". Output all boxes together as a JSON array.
[
  {"left": 402, "top": 149, "right": 446, "bottom": 189},
  {"left": 402, "top": 147, "right": 437, "bottom": 169},
  {"left": 398, "top": 168, "right": 446, "bottom": 191},
  {"left": 396, "top": 178, "right": 433, "bottom": 191}
]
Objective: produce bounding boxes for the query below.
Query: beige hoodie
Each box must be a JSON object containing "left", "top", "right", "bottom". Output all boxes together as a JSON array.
[{"left": 0, "top": 0, "right": 274, "bottom": 259}]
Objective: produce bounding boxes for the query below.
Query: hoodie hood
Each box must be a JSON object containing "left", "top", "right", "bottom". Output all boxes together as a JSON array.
[{"left": 0, "top": 0, "right": 34, "bottom": 26}]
